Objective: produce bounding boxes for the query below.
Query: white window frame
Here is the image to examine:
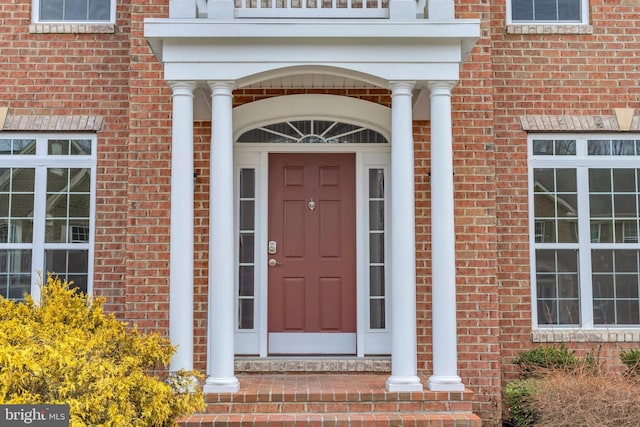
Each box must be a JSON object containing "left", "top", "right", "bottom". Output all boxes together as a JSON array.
[
  {"left": 506, "top": 0, "right": 589, "bottom": 25},
  {"left": 0, "top": 133, "right": 97, "bottom": 301},
  {"left": 32, "top": 0, "right": 116, "bottom": 24},
  {"left": 529, "top": 134, "right": 640, "bottom": 330}
]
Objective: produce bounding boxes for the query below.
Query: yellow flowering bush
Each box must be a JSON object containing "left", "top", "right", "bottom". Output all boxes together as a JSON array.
[{"left": 0, "top": 276, "right": 205, "bottom": 426}]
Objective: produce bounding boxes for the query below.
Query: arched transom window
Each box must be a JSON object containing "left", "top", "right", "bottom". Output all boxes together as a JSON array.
[{"left": 237, "top": 120, "right": 388, "bottom": 144}]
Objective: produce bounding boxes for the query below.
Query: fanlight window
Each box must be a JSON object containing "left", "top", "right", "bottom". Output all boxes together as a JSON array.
[{"left": 238, "top": 120, "right": 388, "bottom": 144}]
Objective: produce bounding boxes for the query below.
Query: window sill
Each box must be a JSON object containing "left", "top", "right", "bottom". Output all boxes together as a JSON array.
[
  {"left": 533, "top": 329, "right": 640, "bottom": 343},
  {"left": 29, "top": 23, "right": 115, "bottom": 34},
  {"left": 506, "top": 24, "right": 593, "bottom": 35}
]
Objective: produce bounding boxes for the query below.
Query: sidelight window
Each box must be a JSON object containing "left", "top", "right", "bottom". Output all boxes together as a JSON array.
[
  {"left": 237, "top": 168, "right": 256, "bottom": 330},
  {"left": 368, "top": 168, "right": 387, "bottom": 329}
]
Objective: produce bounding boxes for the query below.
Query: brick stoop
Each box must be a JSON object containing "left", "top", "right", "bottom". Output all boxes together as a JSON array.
[{"left": 180, "top": 374, "right": 481, "bottom": 426}]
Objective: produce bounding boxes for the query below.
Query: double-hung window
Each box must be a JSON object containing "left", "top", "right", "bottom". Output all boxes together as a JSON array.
[
  {"left": 530, "top": 136, "right": 640, "bottom": 328},
  {"left": 508, "top": 0, "right": 588, "bottom": 24},
  {"left": 33, "top": 0, "right": 115, "bottom": 23},
  {"left": 0, "top": 134, "right": 96, "bottom": 300}
]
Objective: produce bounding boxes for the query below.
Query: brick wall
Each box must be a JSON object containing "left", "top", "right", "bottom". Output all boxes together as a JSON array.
[
  {"left": 125, "top": 0, "right": 173, "bottom": 334},
  {"left": 489, "top": 0, "right": 640, "bottom": 387},
  {"left": 0, "top": 0, "right": 131, "bottom": 314}
]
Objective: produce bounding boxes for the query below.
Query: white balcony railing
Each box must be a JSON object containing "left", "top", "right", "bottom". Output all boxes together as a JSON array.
[
  {"left": 175, "top": 0, "right": 440, "bottom": 21},
  {"left": 232, "top": 0, "right": 388, "bottom": 18}
]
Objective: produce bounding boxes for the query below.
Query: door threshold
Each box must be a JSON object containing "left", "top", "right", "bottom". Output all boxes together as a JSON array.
[{"left": 235, "top": 356, "right": 391, "bottom": 373}]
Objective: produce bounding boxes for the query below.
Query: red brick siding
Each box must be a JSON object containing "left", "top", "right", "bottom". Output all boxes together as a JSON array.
[
  {"left": 0, "top": 0, "right": 131, "bottom": 315},
  {"left": 489, "top": 0, "right": 640, "bottom": 393},
  {"left": 126, "top": 0, "right": 172, "bottom": 333}
]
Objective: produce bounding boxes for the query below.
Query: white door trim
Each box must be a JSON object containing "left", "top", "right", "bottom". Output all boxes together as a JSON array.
[
  {"left": 232, "top": 94, "right": 393, "bottom": 357},
  {"left": 234, "top": 145, "right": 391, "bottom": 357}
]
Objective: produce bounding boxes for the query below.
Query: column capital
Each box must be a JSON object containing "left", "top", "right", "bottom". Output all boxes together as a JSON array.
[
  {"left": 389, "top": 81, "right": 416, "bottom": 93},
  {"left": 427, "top": 81, "right": 456, "bottom": 95},
  {"left": 169, "top": 81, "right": 196, "bottom": 95},
  {"left": 208, "top": 80, "right": 235, "bottom": 95}
]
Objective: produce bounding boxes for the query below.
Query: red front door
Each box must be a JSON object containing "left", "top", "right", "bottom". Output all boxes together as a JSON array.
[{"left": 268, "top": 153, "right": 356, "bottom": 354}]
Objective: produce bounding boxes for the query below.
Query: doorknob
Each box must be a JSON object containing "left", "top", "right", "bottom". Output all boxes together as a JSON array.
[{"left": 268, "top": 259, "right": 280, "bottom": 267}]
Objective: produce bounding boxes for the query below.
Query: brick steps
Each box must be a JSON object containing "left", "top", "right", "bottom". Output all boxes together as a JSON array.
[
  {"left": 180, "top": 374, "right": 481, "bottom": 427},
  {"left": 181, "top": 412, "right": 481, "bottom": 426}
]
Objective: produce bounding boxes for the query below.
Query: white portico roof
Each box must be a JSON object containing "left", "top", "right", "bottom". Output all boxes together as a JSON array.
[{"left": 144, "top": 19, "right": 480, "bottom": 86}]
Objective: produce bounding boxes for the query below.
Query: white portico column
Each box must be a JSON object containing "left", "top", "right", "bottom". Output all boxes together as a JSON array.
[
  {"left": 386, "top": 81, "right": 423, "bottom": 392},
  {"left": 203, "top": 81, "right": 240, "bottom": 393},
  {"left": 169, "top": 81, "right": 195, "bottom": 372},
  {"left": 427, "top": 81, "right": 464, "bottom": 392}
]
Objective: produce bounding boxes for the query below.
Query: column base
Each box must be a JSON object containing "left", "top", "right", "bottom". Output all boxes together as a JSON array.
[
  {"left": 385, "top": 375, "right": 423, "bottom": 392},
  {"left": 427, "top": 375, "right": 465, "bottom": 392},
  {"left": 203, "top": 376, "right": 240, "bottom": 393}
]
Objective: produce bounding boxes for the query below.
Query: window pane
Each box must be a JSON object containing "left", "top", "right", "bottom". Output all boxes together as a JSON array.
[
  {"left": 369, "top": 201, "right": 384, "bottom": 231},
  {"left": 590, "top": 194, "right": 612, "bottom": 217},
  {"left": 616, "top": 299, "right": 639, "bottom": 324},
  {"left": 40, "top": 0, "right": 64, "bottom": 20},
  {"left": 65, "top": 0, "right": 89, "bottom": 20},
  {"left": 70, "top": 139, "right": 92, "bottom": 155},
  {"left": 370, "top": 266, "right": 385, "bottom": 297},
  {"left": 534, "top": 169, "right": 555, "bottom": 192},
  {"left": 240, "top": 169, "right": 255, "bottom": 198},
  {"left": 554, "top": 140, "right": 576, "bottom": 155},
  {"left": 556, "top": 169, "right": 576, "bottom": 192},
  {"left": 535, "top": 249, "right": 579, "bottom": 325},
  {"left": 616, "top": 275, "right": 638, "bottom": 299},
  {"left": 534, "top": 0, "right": 558, "bottom": 20},
  {"left": 557, "top": 0, "right": 580, "bottom": 20},
  {"left": 88, "top": 0, "right": 110, "bottom": 20},
  {"left": 592, "top": 249, "right": 640, "bottom": 325},
  {"left": 8, "top": 275, "right": 32, "bottom": 300},
  {"left": 48, "top": 139, "right": 70, "bottom": 155},
  {"left": 612, "top": 140, "right": 636, "bottom": 156},
  {"left": 592, "top": 274, "right": 613, "bottom": 298},
  {"left": 588, "top": 140, "right": 611, "bottom": 155},
  {"left": 45, "top": 249, "right": 89, "bottom": 294},
  {"left": 369, "top": 299, "right": 385, "bottom": 329},
  {"left": 239, "top": 266, "right": 254, "bottom": 297},
  {"left": 589, "top": 169, "right": 611, "bottom": 192},
  {"left": 533, "top": 140, "right": 552, "bottom": 155},
  {"left": 238, "top": 299, "right": 254, "bottom": 329},
  {"left": 613, "top": 169, "right": 636, "bottom": 192},
  {"left": 239, "top": 201, "right": 255, "bottom": 230},
  {"left": 369, "top": 233, "right": 384, "bottom": 264},
  {"left": 369, "top": 169, "right": 384, "bottom": 199},
  {"left": 512, "top": 0, "right": 534, "bottom": 20},
  {"left": 0, "top": 169, "right": 35, "bottom": 244},
  {"left": 614, "top": 195, "right": 637, "bottom": 217},
  {"left": 0, "top": 140, "right": 9, "bottom": 155},
  {"left": 238, "top": 121, "right": 388, "bottom": 144},
  {"left": 239, "top": 234, "right": 254, "bottom": 263}
]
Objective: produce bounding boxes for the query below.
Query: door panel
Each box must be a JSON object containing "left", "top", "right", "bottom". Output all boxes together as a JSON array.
[{"left": 268, "top": 153, "right": 356, "bottom": 352}]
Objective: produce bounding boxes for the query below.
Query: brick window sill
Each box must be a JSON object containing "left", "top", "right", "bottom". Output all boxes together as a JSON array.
[
  {"left": 533, "top": 329, "right": 640, "bottom": 343},
  {"left": 507, "top": 24, "right": 593, "bottom": 35},
  {"left": 29, "top": 23, "right": 115, "bottom": 34}
]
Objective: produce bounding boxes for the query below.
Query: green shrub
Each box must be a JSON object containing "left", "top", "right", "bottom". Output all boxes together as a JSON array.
[
  {"left": 0, "top": 276, "right": 205, "bottom": 427},
  {"left": 504, "top": 378, "right": 541, "bottom": 427},
  {"left": 620, "top": 349, "right": 640, "bottom": 377},
  {"left": 514, "top": 345, "right": 579, "bottom": 377}
]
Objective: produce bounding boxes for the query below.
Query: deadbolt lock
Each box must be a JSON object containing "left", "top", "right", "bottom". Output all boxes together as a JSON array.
[{"left": 268, "top": 240, "right": 277, "bottom": 255}]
